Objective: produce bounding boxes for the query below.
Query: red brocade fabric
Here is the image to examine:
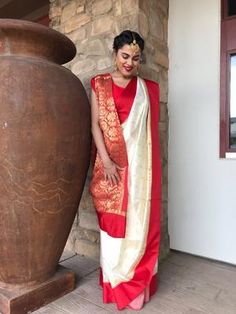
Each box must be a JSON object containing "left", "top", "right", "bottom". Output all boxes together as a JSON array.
[
  {"left": 90, "top": 74, "right": 161, "bottom": 309},
  {"left": 90, "top": 74, "right": 129, "bottom": 238}
]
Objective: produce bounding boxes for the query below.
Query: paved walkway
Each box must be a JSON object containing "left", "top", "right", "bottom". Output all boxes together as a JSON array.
[{"left": 35, "top": 251, "right": 236, "bottom": 314}]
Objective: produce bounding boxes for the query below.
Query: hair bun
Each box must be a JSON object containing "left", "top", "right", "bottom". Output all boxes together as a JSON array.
[{"left": 113, "top": 30, "right": 145, "bottom": 52}]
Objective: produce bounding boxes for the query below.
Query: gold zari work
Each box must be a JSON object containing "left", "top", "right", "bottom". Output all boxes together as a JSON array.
[{"left": 90, "top": 74, "right": 128, "bottom": 217}]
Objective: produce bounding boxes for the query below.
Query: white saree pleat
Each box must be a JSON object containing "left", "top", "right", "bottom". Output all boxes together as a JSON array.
[{"left": 100, "top": 78, "right": 153, "bottom": 288}]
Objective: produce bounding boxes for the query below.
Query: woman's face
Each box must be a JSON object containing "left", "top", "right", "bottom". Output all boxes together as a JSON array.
[{"left": 115, "top": 44, "right": 141, "bottom": 78}]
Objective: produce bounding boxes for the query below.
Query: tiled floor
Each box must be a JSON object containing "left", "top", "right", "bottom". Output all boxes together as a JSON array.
[{"left": 34, "top": 251, "right": 236, "bottom": 314}]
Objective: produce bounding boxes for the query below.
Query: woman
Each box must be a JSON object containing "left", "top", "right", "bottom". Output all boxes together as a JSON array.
[{"left": 90, "top": 30, "right": 161, "bottom": 310}]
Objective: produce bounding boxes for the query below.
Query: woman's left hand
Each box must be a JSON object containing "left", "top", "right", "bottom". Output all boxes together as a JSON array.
[{"left": 103, "top": 160, "right": 123, "bottom": 185}]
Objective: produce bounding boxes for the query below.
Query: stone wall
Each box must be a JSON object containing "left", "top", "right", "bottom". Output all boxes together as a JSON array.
[{"left": 49, "top": 0, "right": 169, "bottom": 260}]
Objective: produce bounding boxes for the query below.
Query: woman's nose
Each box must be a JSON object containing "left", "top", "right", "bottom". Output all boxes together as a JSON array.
[{"left": 126, "top": 58, "right": 133, "bottom": 65}]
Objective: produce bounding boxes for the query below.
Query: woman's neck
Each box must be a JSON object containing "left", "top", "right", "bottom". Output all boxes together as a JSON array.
[{"left": 111, "top": 71, "right": 134, "bottom": 88}]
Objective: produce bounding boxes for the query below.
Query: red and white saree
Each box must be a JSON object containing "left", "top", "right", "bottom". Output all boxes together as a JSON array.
[{"left": 90, "top": 73, "right": 161, "bottom": 310}]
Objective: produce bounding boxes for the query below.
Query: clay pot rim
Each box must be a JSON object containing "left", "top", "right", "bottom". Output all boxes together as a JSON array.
[{"left": 0, "top": 18, "right": 76, "bottom": 64}]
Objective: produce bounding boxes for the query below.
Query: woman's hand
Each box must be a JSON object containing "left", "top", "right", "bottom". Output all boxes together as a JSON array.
[
  {"left": 91, "top": 90, "right": 124, "bottom": 186},
  {"left": 103, "top": 160, "right": 124, "bottom": 185}
]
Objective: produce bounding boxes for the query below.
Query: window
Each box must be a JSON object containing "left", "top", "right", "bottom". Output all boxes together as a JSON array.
[
  {"left": 230, "top": 54, "right": 236, "bottom": 148},
  {"left": 228, "top": 0, "right": 236, "bottom": 16},
  {"left": 220, "top": 0, "right": 236, "bottom": 157}
]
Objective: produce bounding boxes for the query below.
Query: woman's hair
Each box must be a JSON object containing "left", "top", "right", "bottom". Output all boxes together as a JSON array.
[{"left": 113, "top": 30, "right": 145, "bottom": 52}]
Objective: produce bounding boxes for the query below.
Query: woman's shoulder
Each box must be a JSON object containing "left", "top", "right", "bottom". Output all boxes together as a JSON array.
[
  {"left": 91, "top": 73, "right": 111, "bottom": 82},
  {"left": 142, "top": 78, "right": 159, "bottom": 95},
  {"left": 142, "top": 78, "right": 159, "bottom": 88},
  {"left": 91, "top": 73, "right": 111, "bottom": 91}
]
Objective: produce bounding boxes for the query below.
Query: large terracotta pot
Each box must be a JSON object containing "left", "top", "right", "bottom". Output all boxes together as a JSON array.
[{"left": 0, "top": 19, "right": 91, "bottom": 312}]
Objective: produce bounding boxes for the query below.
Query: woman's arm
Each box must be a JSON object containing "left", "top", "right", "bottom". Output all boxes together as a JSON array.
[{"left": 91, "top": 89, "right": 121, "bottom": 185}]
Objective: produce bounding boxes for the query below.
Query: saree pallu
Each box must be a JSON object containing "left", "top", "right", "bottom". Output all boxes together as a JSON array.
[{"left": 90, "top": 74, "right": 161, "bottom": 310}]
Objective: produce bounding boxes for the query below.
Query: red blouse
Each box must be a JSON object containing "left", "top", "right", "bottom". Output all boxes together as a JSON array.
[{"left": 91, "top": 75, "right": 137, "bottom": 124}]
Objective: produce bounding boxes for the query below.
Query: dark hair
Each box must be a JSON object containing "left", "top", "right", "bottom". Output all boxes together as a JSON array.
[{"left": 113, "top": 30, "right": 145, "bottom": 52}]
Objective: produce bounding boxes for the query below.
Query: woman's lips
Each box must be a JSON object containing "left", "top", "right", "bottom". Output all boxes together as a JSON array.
[{"left": 124, "top": 66, "right": 133, "bottom": 72}]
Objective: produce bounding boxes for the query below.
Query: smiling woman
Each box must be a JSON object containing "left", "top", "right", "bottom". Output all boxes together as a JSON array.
[
  {"left": 112, "top": 45, "right": 141, "bottom": 85},
  {"left": 89, "top": 30, "right": 162, "bottom": 311}
]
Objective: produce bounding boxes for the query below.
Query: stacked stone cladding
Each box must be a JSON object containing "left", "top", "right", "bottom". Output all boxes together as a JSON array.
[{"left": 49, "top": 0, "right": 169, "bottom": 260}]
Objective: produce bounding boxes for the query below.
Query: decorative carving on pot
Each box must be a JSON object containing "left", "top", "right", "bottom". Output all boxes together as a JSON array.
[{"left": 0, "top": 19, "right": 91, "bottom": 314}]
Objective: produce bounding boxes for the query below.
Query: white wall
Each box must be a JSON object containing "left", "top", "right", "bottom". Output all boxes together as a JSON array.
[{"left": 168, "top": 0, "right": 236, "bottom": 264}]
